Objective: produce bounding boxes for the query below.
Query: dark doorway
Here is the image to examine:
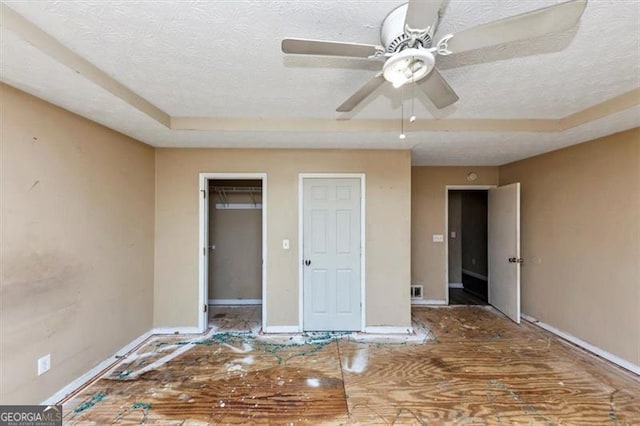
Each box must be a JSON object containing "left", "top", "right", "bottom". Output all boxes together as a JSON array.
[{"left": 448, "top": 190, "right": 489, "bottom": 305}]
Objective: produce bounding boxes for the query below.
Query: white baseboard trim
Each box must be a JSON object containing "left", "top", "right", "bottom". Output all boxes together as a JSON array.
[
  {"left": 151, "top": 327, "right": 203, "bottom": 335},
  {"left": 448, "top": 283, "right": 464, "bottom": 289},
  {"left": 208, "top": 299, "right": 262, "bottom": 305},
  {"left": 521, "top": 314, "right": 640, "bottom": 375},
  {"left": 365, "top": 326, "right": 413, "bottom": 334},
  {"left": 41, "top": 330, "right": 153, "bottom": 405},
  {"left": 461, "top": 269, "right": 488, "bottom": 281},
  {"left": 262, "top": 325, "right": 300, "bottom": 333},
  {"left": 412, "top": 299, "right": 447, "bottom": 305}
]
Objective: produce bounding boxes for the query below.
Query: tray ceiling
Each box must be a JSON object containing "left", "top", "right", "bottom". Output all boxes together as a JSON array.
[{"left": 1, "top": 0, "right": 638, "bottom": 165}]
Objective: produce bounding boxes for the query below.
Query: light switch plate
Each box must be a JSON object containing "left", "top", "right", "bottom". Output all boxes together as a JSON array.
[
  {"left": 433, "top": 234, "right": 444, "bottom": 243},
  {"left": 282, "top": 239, "right": 290, "bottom": 250}
]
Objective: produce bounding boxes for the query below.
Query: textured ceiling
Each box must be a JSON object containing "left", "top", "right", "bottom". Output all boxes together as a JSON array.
[{"left": 1, "top": 0, "right": 639, "bottom": 165}]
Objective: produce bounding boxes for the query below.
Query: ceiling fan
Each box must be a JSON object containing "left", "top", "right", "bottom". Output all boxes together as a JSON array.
[{"left": 281, "top": 0, "right": 587, "bottom": 112}]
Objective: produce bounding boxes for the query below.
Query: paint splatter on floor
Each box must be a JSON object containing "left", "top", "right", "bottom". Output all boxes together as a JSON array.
[
  {"left": 73, "top": 391, "right": 106, "bottom": 413},
  {"left": 61, "top": 306, "right": 640, "bottom": 424}
]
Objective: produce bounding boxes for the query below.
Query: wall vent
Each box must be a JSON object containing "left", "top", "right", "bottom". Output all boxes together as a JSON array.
[{"left": 410, "top": 285, "right": 423, "bottom": 300}]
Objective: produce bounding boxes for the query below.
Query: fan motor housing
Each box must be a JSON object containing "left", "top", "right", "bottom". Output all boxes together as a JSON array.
[{"left": 380, "top": 3, "right": 437, "bottom": 53}]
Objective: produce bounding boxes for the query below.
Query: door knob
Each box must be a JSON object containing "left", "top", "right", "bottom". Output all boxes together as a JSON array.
[{"left": 304, "top": 259, "right": 311, "bottom": 266}]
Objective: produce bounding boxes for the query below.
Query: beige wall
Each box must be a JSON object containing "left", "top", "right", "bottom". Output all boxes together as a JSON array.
[
  {"left": 499, "top": 128, "right": 640, "bottom": 366},
  {"left": 412, "top": 167, "right": 499, "bottom": 301},
  {"left": 447, "top": 192, "right": 462, "bottom": 283},
  {"left": 0, "top": 84, "right": 155, "bottom": 403},
  {"left": 209, "top": 204, "right": 262, "bottom": 300},
  {"left": 155, "top": 149, "right": 412, "bottom": 328}
]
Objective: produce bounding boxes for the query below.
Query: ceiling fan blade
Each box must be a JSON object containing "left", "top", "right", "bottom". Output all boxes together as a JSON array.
[
  {"left": 336, "top": 74, "right": 386, "bottom": 112},
  {"left": 443, "top": 0, "right": 587, "bottom": 54},
  {"left": 419, "top": 69, "right": 459, "bottom": 109},
  {"left": 282, "top": 38, "right": 381, "bottom": 58},
  {"left": 405, "top": 0, "right": 445, "bottom": 30}
]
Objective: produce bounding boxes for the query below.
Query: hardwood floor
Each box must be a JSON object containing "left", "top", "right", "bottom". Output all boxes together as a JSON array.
[{"left": 62, "top": 306, "right": 640, "bottom": 424}]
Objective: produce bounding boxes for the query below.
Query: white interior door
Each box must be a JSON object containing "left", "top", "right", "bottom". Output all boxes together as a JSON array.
[
  {"left": 303, "top": 178, "right": 361, "bottom": 331},
  {"left": 488, "top": 182, "right": 521, "bottom": 323}
]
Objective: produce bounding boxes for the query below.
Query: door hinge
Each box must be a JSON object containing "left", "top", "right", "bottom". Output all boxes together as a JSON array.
[
  {"left": 203, "top": 247, "right": 206, "bottom": 256},
  {"left": 201, "top": 189, "right": 207, "bottom": 199},
  {"left": 203, "top": 304, "right": 208, "bottom": 312}
]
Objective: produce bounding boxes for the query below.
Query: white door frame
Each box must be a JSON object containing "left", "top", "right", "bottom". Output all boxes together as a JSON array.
[
  {"left": 199, "top": 172, "right": 267, "bottom": 333},
  {"left": 444, "top": 185, "right": 496, "bottom": 305},
  {"left": 298, "top": 173, "right": 366, "bottom": 332}
]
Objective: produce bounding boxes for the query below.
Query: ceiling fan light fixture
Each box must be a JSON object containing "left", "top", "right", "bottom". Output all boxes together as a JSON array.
[
  {"left": 382, "top": 48, "right": 434, "bottom": 89},
  {"left": 282, "top": 0, "right": 589, "bottom": 113}
]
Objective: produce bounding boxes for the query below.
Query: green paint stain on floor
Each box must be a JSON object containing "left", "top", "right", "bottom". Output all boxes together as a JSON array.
[
  {"left": 74, "top": 391, "right": 107, "bottom": 413},
  {"left": 132, "top": 402, "right": 152, "bottom": 410}
]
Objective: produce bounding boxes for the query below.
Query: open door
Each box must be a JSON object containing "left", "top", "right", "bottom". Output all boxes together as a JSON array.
[
  {"left": 199, "top": 177, "right": 209, "bottom": 332},
  {"left": 488, "top": 183, "right": 521, "bottom": 323}
]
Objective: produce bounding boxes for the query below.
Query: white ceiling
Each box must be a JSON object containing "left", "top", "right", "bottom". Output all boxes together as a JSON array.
[{"left": 1, "top": 0, "right": 639, "bottom": 165}]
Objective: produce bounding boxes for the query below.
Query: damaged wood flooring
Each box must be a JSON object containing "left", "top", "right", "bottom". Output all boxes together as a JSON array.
[{"left": 62, "top": 306, "right": 640, "bottom": 424}]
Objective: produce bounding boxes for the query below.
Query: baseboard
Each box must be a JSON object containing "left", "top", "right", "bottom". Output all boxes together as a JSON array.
[
  {"left": 42, "top": 325, "right": 215, "bottom": 404},
  {"left": 365, "top": 326, "right": 413, "bottom": 334},
  {"left": 521, "top": 314, "right": 640, "bottom": 375},
  {"left": 208, "top": 299, "right": 262, "bottom": 305},
  {"left": 262, "top": 325, "right": 300, "bottom": 333},
  {"left": 41, "top": 330, "right": 153, "bottom": 405},
  {"left": 412, "top": 299, "right": 447, "bottom": 305},
  {"left": 448, "top": 283, "right": 464, "bottom": 289},
  {"left": 461, "top": 269, "right": 488, "bottom": 281},
  {"left": 151, "top": 327, "right": 203, "bottom": 335}
]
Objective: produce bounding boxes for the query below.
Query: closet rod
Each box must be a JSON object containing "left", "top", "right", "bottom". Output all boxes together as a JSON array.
[{"left": 211, "top": 186, "right": 262, "bottom": 193}]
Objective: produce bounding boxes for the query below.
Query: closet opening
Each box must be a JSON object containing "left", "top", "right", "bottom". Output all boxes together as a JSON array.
[{"left": 203, "top": 177, "right": 265, "bottom": 333}]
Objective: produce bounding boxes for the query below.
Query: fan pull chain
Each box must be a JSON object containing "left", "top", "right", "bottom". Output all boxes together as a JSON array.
[
  {"left": 410, "top": 68, "right": 416, "bottom": 123},
  {"left": 399, "top": 85, "right": 406, "bottom": 139}
]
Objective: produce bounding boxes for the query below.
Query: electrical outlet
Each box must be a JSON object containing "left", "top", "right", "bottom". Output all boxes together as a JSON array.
[
  {"left": 38, "top": 354, "right": 51, "bottom": 376},
  {"left": 282, "top": 239, "right": 290, "bottom": 250},
  {"left": 432, "top": 234, "right": 444, "bottom": 243}
]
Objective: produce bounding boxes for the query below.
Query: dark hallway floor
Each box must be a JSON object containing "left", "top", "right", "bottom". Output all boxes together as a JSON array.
[{"left": 449, "top": 287, "right": 488, "bottom": 305}]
